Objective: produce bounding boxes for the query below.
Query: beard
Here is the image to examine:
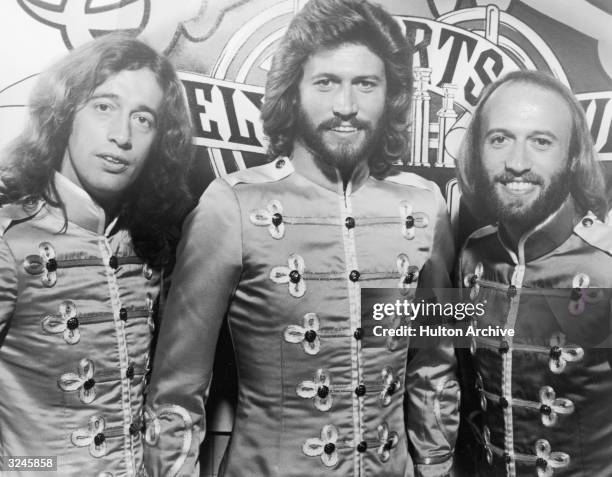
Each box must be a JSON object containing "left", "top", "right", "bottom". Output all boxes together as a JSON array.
[
  {"left": 477, "top": 166, "right": 571, "bottom": 231},
  {"left": 296, "top": 106, "right": 383, "bottom": 177}
]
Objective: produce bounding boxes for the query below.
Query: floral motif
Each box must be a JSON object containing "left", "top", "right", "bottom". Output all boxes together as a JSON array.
[
  {"left": 534, "top": 439, "right": 570, "bottom": 477},
  {"left": 379, "top": 367, "right": 400, "bottom": 407},
  {"left": 464, "top": 262, "right": 484, "bottom": 301},
  {"left": 41, "top": 300, "right": 80, "bottom": 344},
  {"left": 58, "top": 358, "right": 97, "bottom": 404},
  {"left": 23, "top": 241, "right": 57, "bottom": 287},
  {"left": 539, "top": 386, "right": 574, "bottom": 427},
  {"left": 396, "top": 253, "right": 419, "bottom": 293},
  {"left": 475, "top": 373, "right": 487, "bottom": 411},
  {"left": 249, "top": 199, "right": 285, "bottom": 239},
  {"left": 399, "top": 201, "right": 429, "bottom": 240},
  {"left": 568, "top": 273, "right": 603, "bottom": 315},
  {"left": 302, "top": 424, "right": 339, "bottom": 467},
  {"left": 71, "top": 415, "right": 107, "bottom": 458},
  {"left": 270, "top": 253, "right": 306, "bottom": 298},
  {"left": 297, "top": 368, "right": 333, "bottom": 411},
  {"left": 284, "top": 312, "right": 320, "bottom": 355},
  {"left": 145, "top": 293, "right": 155, "bottom": 332},
  {"left": 377, "top": 422, "right": 399, "bottom": 462},
  {"left": 483, "top": 425, "right": 493, "bottom": 465},
  {"left": 548, "top": 332, "right": 584, "bottom": 374}
]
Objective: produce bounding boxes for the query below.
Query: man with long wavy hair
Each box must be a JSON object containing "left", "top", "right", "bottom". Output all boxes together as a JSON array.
[
  {"left": 145, "top": 1, "right": 459, "bottom": 476},
  {"left": 456, "top": 70, "right": 612, "bottom": 476},
  {"left": 0, "top": 34, "right": 193, "bottom": 475}
]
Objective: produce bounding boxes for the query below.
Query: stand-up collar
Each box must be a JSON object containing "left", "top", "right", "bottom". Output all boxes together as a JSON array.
[
  {"left": 290, "top": 147, "right": 370, "bottom": 196},
  {"left": 498, "top": 197, "right": 580, "bottom": 263},
  {"left": 53, "top": 172, "right": 118, "bottom": 236}
]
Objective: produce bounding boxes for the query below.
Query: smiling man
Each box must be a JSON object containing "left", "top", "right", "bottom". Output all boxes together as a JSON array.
[
  {"left": 145, "top": 1, "right": 459, "bottom": 476},
  {"left": 0, "top": 34, "right": 193, "bottom": 475},
  {"left": 456, "top": 71, "right": 612, "bottom": 476}
]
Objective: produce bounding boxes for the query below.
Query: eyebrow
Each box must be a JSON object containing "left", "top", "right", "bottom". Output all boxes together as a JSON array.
[
  {"left": 89, "top": 93, "right": 159, "bottom": 120},
  {"left": 311, "top": 73, "right": 383, "bottom": 82}
]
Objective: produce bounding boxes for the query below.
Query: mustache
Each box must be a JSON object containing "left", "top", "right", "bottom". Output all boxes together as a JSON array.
[
  {"left": 317, "top": 117, "right": 371, "bottom": 130},
  {"left": 494, "top": 171, "right": 544, "bottom": 185}
]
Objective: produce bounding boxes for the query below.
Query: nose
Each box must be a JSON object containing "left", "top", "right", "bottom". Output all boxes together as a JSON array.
[
  {"left": 332, "top": 84, "right": 358, "bottom": 119},
  {"left": 504, "top": 141, "right": 532, "bottom": 175},
  {"left": 107, "top": 114, "right": 132, "bottom": 150}
]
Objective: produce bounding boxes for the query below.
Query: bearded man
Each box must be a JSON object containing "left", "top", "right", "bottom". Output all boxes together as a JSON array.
[
  {"left": 145, "top": 1, "right": 459, "bottom": 475},
  {"left": 456, "top": 70, "right": 612, "bottom": 476}
]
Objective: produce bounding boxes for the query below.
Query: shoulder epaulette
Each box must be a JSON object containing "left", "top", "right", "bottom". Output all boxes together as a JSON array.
[
  {"left": 384, "top": 171, "right": 436, "bottom": 191},
  {"left": 0, "top": 200, "right": 44, "bottom": 237},
  {"left": 222, "top": 157, "right": 293, "bottom": 187},
  {"left": 574, "top": 212, "right": 612, "bottom": 256}
]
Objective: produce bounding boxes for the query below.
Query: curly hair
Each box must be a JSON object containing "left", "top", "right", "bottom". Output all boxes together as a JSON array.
[
  {"left": 0, "top": 33, "right": 194, "bottom": 272},
  {"left": 260, "top": 0, "right": 413, "bottom": 179},
  {"left": 457, "top": 70, "right": 608, "bottom": 221}
]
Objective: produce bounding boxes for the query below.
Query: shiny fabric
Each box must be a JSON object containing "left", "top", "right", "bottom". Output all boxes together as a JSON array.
[
  {"left": 145, "top": 157, "right": 459, "bottom": 477},
  {"left": 458, "top": 199, "right": 612, "bottom": 477},
  {"left": 0, "top": 173, "right": 159, "bottom": 477}
]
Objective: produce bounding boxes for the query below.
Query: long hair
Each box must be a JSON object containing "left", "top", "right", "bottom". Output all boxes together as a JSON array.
[
  {"left": 457, "top": 70, "right": 608, "bottom": 220},
  {"left": 261, "top": 0, "right": 413, "bottom": 179},
  {"left": 0, "top": 33, "right": 194, "bottom": 271}
]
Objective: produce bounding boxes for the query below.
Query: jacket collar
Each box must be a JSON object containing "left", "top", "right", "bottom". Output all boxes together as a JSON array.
[
  {"left": 497, "top": 197, "right": 580, "bottom": 264},
  {"left": 53, "top": 172, "right": 118, "bottom": 236}
]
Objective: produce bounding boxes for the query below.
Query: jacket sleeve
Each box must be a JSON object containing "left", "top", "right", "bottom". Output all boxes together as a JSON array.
[
  {"left": 404, "top": 185, "right": 459, "bottom": 477},
  {"left": 0, "top": 237, "right": 17, "bottom": 344},
  {"left": 144, "top": 179, "right": 243, "bottom": 477}
]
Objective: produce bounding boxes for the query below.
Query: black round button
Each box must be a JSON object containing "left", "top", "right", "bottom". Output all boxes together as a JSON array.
[
  {"left": 499, "top": 397, "right": 509, "bottom": 408},
  {"left": 289, "top": 270, "right": 301, "bottom": 283},
  {"left": 504, "top": 453, "right": 512, "bottom": 464},
  {"left": 507, "top": 285, "right": 517, "bottom": 298},
  {"left": 469, "top": 275, "right": 478, "bottom": 286},
  {"left": 129, "top": 422, "right": 139, "bottom": 435},
  {"left": 383, "top": 440, "right": 393, "bottom": 451},
  {"left": 276, "top": 159, "right": 286, "bottom": 169},
  {"left": 405, "top": 216, "right": 415, "bottom": 228},
  {"left": 83, "top": 378, "right": 95, "bottom": 391},
  {"left": 46, "top": 258, "right": 58, "bottom": 272},
  {"left": 67, "top": 317, "right": 79, "bottom": 330},
  {"left": 357, "top": 441, "right": 368, "bottom": 453},
  {"left": 94, "top": 433, "right": 105, "bottom": 446},
  {"left": 582, "top": 217, "right": 594, "bottom": 227},
  {"left": 353, "top": 328, "right": 363, "bottom": 340},
  {"left": 540, "top": 404, "right": 552, "bottom": 415},
  {"left": 404, "top": 272, "right": 415, "bottom": 284},
  {"left": 126, "top": 365, "right": 135, "bottom": 380},
  {"left": 272, "top": 213, "right": 283, "bottom": 227},
  {"left": 535, "top": 458, "right": 548, "bottom": 470},
  {"left": 345, "top": 217, "right": 355, "bottom": 229},
  {"left": 387, "top": 382, "right": 397, "bottom": 396},
  {"left": 304, "top": 330, "right": 317, "bottom": 343},
  {"left": 549, "top": 345, "right": 562, "bottom": 360},
  {"left": 349, "top": 270, "right": 360, "bottom": 282},
  {"left": 119, "top": 308, "right": 128, "bottom": 321},
  {"left": 324, "top": 443, "right": 335, "bottom": 455},
  {"left": 355, "top": 384, "right": 366, "bottom": 396},
  {"left": 499, "top": 341, "right": 509, "bottom": 354},
  {"left": 317, "top": 385, "right": 329, "bottom": 399},
  {"left": 109, "top": 256, "right": 118, "bottom": 269},
  {"left": 570, "top": 288, "right": 581, "bottom": 301}
]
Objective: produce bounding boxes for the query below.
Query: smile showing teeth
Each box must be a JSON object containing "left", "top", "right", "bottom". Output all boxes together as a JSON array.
[
  {"left": 504, "top": 181, "right": 536, "bottom": 193},
  {"left": 99, "top": 154, "right": 127, "bottom": 166},
  {"left": 331, "top": 126, "right": 357, "bottom": 133}
]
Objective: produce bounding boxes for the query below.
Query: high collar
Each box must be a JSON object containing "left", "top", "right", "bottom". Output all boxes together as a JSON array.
[
  {"left": 52, "top": 172, "right": 118, "bottom": 236},
  {"left": 290, "top": 145, "right": 370, "bottom": 196},
  {"left": 497, "top": 197, "right": 581, "bottom": 264}
]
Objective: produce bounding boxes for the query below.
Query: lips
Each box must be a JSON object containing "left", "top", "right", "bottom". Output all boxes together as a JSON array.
[
  {"left": 330, "top": 125, "right": 358, "bottom": 133},
  {"left": 97, "top": 153, "right": 129, "bottom": 168}
]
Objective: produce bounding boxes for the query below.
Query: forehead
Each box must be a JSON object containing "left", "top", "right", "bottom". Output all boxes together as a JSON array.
[
  {"left": 481, "top": 81, "right": 572, "bottom": 134},
  {"left": 301, "top": 43, "right": 385, "bottom": 79},
  {"left": 91, "top": 68, "right": 163, "bottom": 110}
]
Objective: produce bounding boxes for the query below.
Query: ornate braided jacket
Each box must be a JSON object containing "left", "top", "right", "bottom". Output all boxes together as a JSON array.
[
  {"left": 458, "top": 198, "right": 612, "bottom": 477},
  {"left": 145, "top": 157, "right": 460, "bottom": 477},
  {"left": 0, "top": 173, "right": 159, "bottom": 476}
]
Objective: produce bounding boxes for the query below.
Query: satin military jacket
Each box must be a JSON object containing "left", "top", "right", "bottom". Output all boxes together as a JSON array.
[
  {"left": 145, "top": 158, "right": 460, "bottom": 477},
  {"left": 0, "top": 173, "right": 159, "bottom": 476},
  {"left": 458, "top": 199, "right": 612, "bottom": 477}
]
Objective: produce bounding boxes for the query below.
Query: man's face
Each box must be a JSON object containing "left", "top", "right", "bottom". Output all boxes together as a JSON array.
[
  {"left": 478, "top": 81, "right": 573, "bottom": 230},
  {"left": 297, "top": 42, "right": 387, "bottom": 172},
  {"left": 60, "top": 68, "right": 163, "bottom": 210}
]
